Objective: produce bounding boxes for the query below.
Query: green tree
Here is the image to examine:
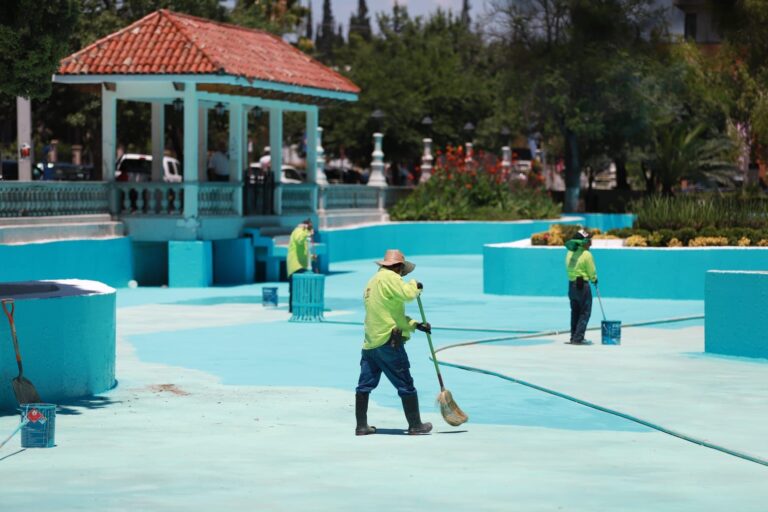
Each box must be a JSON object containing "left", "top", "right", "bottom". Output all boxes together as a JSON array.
[
  {"left": 321, "top": 8, "right": 494, "bottom": 167},
  {"left": 316, "top": 0, "right": 339, "bottom": 61},
  {"left": 349, "top": 0, "right": 371, "bottom": 41},
  {"left": 0, "top": 0, "right": 80, "bottom": 99},
  {"left": 231, "top": 0, "right": 307, "bottom": 34}
]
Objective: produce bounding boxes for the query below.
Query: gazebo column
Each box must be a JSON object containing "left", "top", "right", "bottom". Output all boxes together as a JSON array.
[
  {"left": 169, "top": 86, "right": 211, "bottom": 287},
  {"left": 305, "top": 107, "right": 319, "bottom": 213},
  {"left": 151, "top": 102, "right": 165, "bottom": 182},
  {"left": 182, "top": 87, "right": 199, "bottom": 218},
  {"left": 198, "top": 107, "right": 208, "bottom": 181},
  {"left": 269, "top": 107, "right": 283, "bottom": 215},
  {"left": 102, "top": 87, "right": 117, "bottom": 213},
  {"left": 228, "top": 101, "right": 244, "bottom": 215}
]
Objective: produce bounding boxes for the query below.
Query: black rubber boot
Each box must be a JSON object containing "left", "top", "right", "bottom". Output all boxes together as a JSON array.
[
  {"left": 401, "top": 394, "right": 432, "bottom": 435},
  {"left": 355, "top": 393, "right": 376, "bottom": 436}
]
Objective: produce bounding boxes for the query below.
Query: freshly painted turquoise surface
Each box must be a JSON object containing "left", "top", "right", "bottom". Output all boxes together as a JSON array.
[
  {"left": 0, "top": 280, "right": 116, "bottom": 412},
  {"left": 0, "top": 238, "right": 132, "bottom": 288},
  {"left": 168, "top": 240, "right": 213, "bottom": 287},
  {"left": 318, "top": 215, "right": 634, "bottom": 264},
  {"left": 213, "top": 238, "right": 255, "bottom": 285},
  {"left": 705, "top": 271, "right": 768, "bottom": 359},
  {"left": 132, "top": 241, "right": 168, "bottom": 286},
  {"left": 484, "top": 245, "right": 768, "bottom": 299}
]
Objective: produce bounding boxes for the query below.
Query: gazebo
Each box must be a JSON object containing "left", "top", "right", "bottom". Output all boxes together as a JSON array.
[{"left": 53, "top": 9, "right": 360, "bottom": 238}]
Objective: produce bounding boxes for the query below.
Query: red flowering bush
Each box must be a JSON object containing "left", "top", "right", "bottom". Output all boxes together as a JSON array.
[{"left": 389, "top": 145, "right": 560, "bottom": 221}]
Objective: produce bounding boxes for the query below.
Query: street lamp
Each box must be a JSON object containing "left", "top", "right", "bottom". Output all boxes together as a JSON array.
[
  {"left": 215, "top": 102, "right": 226, "bottom": 116},
  {"left": 371, "top": 109, "right": 386, "bottom": 131},
  {"left": 251, "top": 105, "right": 263, "bottom": 118},
  {"left": 172, "top": 98, "right": 183, "bottom": 112},
  {"left": 463, "top": 122, "right": 475, "bottom": 136},
  {"left": 421, "top": 115, "right": 433, "bottom": 133}
]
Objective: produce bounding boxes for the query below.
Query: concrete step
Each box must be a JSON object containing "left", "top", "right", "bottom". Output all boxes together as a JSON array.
[{"left": 0, "top": 220, "right": 125, "bottom": 245}]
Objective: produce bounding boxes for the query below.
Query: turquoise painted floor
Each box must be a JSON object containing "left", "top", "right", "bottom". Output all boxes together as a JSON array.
[{"left": 1, "top": 255, "right": 766, "bottom": 511}]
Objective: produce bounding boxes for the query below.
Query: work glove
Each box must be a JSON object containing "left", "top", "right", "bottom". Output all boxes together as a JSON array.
[
  {"left": 415, "top": 322, "right": 431, "bottom": 334},
  {"left": 416, "top": 281, "right": 424, "bottom": 290}
]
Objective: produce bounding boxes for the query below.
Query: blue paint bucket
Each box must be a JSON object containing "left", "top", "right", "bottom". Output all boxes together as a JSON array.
[
  {"left": 20, "top": 403, "right": 56, "bottom": 448},
  {"left": 601, "top": 321, "right": 621, "bottom": 345},
  {"left": 262, "top": 286, "right": 278, "bottom": 307}
]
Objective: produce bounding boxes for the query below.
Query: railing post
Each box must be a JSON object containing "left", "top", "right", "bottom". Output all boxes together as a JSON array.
[{"left": 421, "top": 138, "right": 433, "bottom": 182}]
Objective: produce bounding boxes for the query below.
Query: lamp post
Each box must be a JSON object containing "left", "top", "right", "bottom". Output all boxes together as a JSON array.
[
  {"left": 420, "top": 115, "right": 434, "bottom": 182},
  {"left": 368, "top": 109, "right": 387, "bottom": 187},
  {"left": 463, "top": 122, "right": 475, "bottom": 164},
  {"left": 215, "top": 102, "right": 225, "bottom": 116}
]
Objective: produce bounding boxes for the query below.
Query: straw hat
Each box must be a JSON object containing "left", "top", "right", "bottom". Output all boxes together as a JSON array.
[{"left": 375, "top": 249, "right": 415, "bottom": 275}]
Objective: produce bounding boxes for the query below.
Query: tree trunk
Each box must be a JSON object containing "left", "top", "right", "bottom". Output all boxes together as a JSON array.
[
  {"left": 563, "top": 129, "right": 581, "bottom": 213},
  {"left": 615, "top": 156, "right": 629, "bottom": 190}
]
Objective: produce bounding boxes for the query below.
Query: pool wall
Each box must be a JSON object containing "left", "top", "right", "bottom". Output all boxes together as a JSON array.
[
  {"left": 484, "top": 244, "right": 768, "bottom": 299},
  {"left": 705, "top": 270, "right": 768, "bottom": 359},
  {"left": 0, "top": 238, "right": 132, "bottom": 288},
  {"left": 0, "top": 280, "right": 116, "bottom": 413},
  {"left": 317, "top": 215, "right": 632, "bottom": 264}
]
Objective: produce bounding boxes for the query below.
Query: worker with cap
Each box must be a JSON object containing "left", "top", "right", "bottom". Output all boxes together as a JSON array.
[
  {"left": 286, "top": 218, "right": 313, "bottom": 313},
  {"left": 355, "top": 249, "right": 433, "bottom": 436},
  {"left": 565, "top": 229, "right": 598, "bottom": 345}
]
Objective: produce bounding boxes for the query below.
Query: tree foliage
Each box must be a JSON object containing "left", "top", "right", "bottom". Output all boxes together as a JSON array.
[{"left": 0, "top": 0, "right": 80, "bottom": 99}]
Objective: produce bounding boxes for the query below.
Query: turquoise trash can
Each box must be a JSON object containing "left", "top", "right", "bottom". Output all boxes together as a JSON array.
[
  {"left": 20, "top": 403, "right": 56, "bottom": 448},
  {"left": 290, "top": 273, "right": 325, "bottom": 322}
]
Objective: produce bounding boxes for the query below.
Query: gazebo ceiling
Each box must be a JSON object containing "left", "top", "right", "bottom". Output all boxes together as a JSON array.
[{"left": 55, "top": 9, "right": 359, "bottom": 104}]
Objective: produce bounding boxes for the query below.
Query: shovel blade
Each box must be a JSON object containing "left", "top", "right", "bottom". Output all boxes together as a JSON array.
[{"left": 12, "top": 376, "right": 41, "bottom": 405}]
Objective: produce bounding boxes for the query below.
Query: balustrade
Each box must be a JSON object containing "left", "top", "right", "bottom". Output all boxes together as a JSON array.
[
  {"left": 0, "top": 182, "right": 110, "bottom": 217},
  {"left": 115, "top": 183, "right": 184, "bottom": 216}
]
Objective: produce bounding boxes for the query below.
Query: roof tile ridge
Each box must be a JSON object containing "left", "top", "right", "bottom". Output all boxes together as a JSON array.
[
  {"left": 167, "top": 10, "right": 275, "bottom": 38},
  {"left": 161, "top": 9, "right": 225, "bottom": 73},
  {"left": 59, "top": 10, "right": 164, "bottom": 67},
  {"left": 265, "top": 38, "right": 361, "bottom": 92}
]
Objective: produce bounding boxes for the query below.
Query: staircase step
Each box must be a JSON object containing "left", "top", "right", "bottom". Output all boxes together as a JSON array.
[{"left": 0, "top": 221, "right": 125, "bottom": 245}]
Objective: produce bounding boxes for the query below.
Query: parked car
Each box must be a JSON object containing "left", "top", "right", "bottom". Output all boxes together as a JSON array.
[
  {"left": 511, "top": 147, "right": 533, "bottom": 172},
  {"left": 248, "top": 163, "right": 306, "bottom": 184},
  {"left": 34, "top": 162, "right": 94, "bottom": 181},
  {"left": 116, "top": 154, "right": 182, "bottom": 183},
  {"left": 0, "top": 160, "right": 18, "bottom": 180}
]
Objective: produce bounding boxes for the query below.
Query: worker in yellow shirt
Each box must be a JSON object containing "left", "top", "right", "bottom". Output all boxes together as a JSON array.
[
  {"left": 355, "top": 249, "right": 433, "bottom": 436},
  {"left": 564, "top": 229, "right": 598, "bottom": 345},
  {"left": 286, "top": 219, "right": 313, "bottom": 313}
]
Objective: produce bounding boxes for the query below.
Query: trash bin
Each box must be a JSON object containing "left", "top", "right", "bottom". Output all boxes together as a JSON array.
[
  {"left": 262, "top": 286, "right": 278, "bottom": 307},
  {"left": 290, "top": 273, "right": 325, "bottom": 322}
]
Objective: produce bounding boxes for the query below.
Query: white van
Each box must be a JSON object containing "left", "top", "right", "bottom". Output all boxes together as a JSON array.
[{"left": 116, "top": 154, "right": 182, "bottom": 183}]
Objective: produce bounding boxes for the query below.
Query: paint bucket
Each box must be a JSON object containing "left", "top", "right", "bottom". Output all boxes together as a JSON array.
[
  {"left": 262, "top": 286, "right": 278, "bottom": 307},
  {"left": 290, "top": 273, "right": 325, "bottom": 322},
  {"left": 20, "top": 403, "right": 56, "bottom": 448},
  {"left": 601, "top": 321, "right": 621, "bottom": 345}
]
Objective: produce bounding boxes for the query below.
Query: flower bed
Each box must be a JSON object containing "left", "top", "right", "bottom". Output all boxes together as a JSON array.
[{"left": 389, "top": 145, "right": 560, "bottom": 221}]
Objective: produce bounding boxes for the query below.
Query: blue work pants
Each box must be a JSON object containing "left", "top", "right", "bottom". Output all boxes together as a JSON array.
[
  {"left": 356, "top": 340, "right": 417, "bottom": 397},
  {"left": 568, "top": 280, "right": 592, "bottom": 343}
]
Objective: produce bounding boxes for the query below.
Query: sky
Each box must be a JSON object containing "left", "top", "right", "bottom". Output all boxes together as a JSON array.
[{"left": 304, "top": 0, "right": 682, "bottom": 36}]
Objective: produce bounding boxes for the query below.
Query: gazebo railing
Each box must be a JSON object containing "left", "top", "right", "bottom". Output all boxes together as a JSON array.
[
  {"left": 0, "top": 182, "right": 110, "bottom": 217},
  {"left": 199, "top": 182, "right": 240, "bottom": 216},
  {"left": 115, "top": 183, "right": 184, "bottom": 216},
  {"left": 318, "top": 185, "right": 412, "bottom": 211},
  {"left": 280, "top": 184, "right": 317, "bottom": 214}
]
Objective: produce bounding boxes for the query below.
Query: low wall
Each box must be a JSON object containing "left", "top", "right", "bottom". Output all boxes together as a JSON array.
[
  {"left": 705, "top": 271, "right": 768, "bottom": 359},
  {"left": 484, "top": 243, "right": 768, "bottom": 300},
  {"left": 317, "top": 214, "right": 633, "bottom": 263},
  {"left": 0, "top": 280, "right": 116, "bottom": 412},
  {"left": 0, "top": 237, "right": 133, "bottom": 288}
]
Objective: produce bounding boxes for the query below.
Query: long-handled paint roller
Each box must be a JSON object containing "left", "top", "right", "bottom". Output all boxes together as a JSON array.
[
  {"left": 1, "top": 299, "right": 42, "bottom": 405},
  {"left": 416, "top": 296, "right": 468, "bottom": 427}
]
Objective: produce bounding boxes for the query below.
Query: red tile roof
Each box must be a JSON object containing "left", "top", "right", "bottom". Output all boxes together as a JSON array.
[{"left": 57, "top": 10, "right": 359, "bottom": 95}]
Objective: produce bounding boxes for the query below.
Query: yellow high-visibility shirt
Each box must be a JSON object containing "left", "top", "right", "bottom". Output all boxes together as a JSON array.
[
  {"left": 565, "top": 248, "right": 597, "bottom": 283},
  {"left": 363, "top": 268, "right": 421, "bottom": 350},
  {"left": 286, "top": 225, "right": 310, "bottom": 276}
]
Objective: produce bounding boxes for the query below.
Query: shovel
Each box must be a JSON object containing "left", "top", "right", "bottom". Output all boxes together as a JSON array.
[{"left": 1, "top": 299, "right": 42, "bottom": 405}]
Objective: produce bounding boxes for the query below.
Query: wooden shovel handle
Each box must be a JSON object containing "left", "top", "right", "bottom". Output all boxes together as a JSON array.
[{"left": 1, "top": 299, "right": 24, "bottom": 372}]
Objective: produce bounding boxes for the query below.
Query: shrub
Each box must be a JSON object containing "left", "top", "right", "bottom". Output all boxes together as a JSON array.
[
  {"left": 390, "top": 145, "right": 561, "bottom": 221},
  {"left": 757, "top": 239, "right": 768, "bottom": 247},
  {"left": 688, "top": 236, "right": 729, "bottom": 247},
  {"left": 674, "top": 227, "right": 697, "bottom": 245},
  {"left": 631, "top": 195, "right": 768, "bottom": 231},
  {"left": 668, "top": 238, "right": 684, "bottom": 247},
  {"left": 625, "top": 235, "right": 648, "bottom": 247},
  {"left": 737, "top": 237, "right": 751, "bottom": 247},
  {"left": 531, "top": 233, "right": 550, "bottom": 246}
]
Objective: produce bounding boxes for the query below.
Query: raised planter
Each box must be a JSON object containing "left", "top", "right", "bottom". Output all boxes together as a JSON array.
[
  {"left": 484, "top": 240, "right": 768, "bottom": 300},
  {"left": 0, "top": 280, "right": 116, "bottom": 412}
]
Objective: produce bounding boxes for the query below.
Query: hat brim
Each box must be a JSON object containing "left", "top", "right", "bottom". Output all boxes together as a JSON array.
[{"left": 376, "top": 260, "right": 416, "bottom": 275}]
